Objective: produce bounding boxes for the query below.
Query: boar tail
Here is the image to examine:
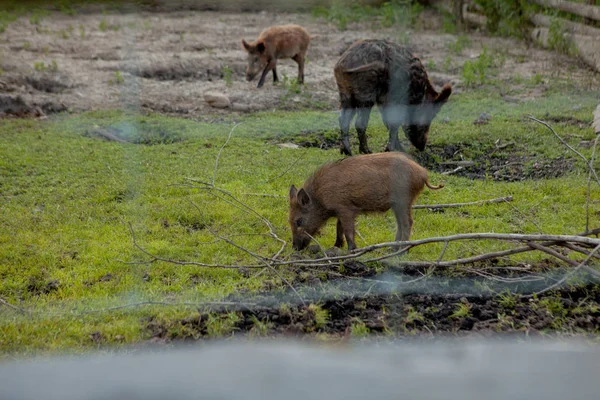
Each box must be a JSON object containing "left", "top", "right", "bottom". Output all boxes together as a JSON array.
[
  {"left": 342, "top": 61, "right": 386, "bottom": 74},
  {"left": 425, "top": 180, "right": 444, "bottom": 190}
]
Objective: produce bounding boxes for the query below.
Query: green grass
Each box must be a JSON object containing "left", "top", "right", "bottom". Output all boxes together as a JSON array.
[{"left": 1, "top": 82, "right": 599, "bottom": 356}]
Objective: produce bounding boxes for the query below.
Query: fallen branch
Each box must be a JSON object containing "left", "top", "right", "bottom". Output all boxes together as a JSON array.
[
  {"left": 530, "top": 0, "right": 600, "bottom": 22},
  {"left": 413, "top": 196, "right": 513, "bottom": 210},
  {"left": 527, "top": 243, "right": 600, "bottom": 297},
  {"left": 0, "top": 297, "right": 28, "bottom": 315}
]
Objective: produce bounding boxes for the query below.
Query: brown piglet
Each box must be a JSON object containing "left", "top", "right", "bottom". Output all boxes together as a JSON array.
[
  {"left": 288, "top": 152, "right": 443, "bottom": 251},
  {"left": 241, "top": 24, "right": 311, "bottom": 89}
]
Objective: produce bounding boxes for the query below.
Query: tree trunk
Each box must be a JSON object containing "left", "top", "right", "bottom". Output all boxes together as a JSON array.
[
  {"left": 529, "top": 0, "right": 600, "bottom": 22},
  {"left": 530, "top": 13, "right": 600, "bottom": 37},
  {"left": 532, "top": 27, "right": 600, "bottom": 72}
]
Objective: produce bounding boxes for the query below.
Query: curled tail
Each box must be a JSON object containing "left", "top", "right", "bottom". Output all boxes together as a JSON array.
[{"left": 425, "top": 179, "right": 444, "bottom": 190}]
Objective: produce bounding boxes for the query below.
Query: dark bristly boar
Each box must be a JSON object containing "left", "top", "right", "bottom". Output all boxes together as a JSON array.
[
  {"left": 241, "top": 24, "right": 311, "bottom": 89},
  {"left": 334, "top": 39, "right": 452, "bottom": 156},
  {"left": 288, "top": 152, "right": 443, "bottom": 251}
]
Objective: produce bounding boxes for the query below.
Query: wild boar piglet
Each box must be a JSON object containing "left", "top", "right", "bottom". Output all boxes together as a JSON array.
[
  {"left": 242, "top": 24, "right": 311, "bottom": 89},
  {"left": 334, "top": 39, "right": 452, "bottom": 155},
  {"left": 288, "top": 152, "right": 443, "bottom": 251}
]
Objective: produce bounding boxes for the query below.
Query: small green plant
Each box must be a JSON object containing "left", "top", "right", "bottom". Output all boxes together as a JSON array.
[
  {"left": 530, "top": 73, "right": 544, "bottom": 85},
  {"left": 60, "top": 3, "right": 76, "bottom": 16},
  {"left": 427, "top": 59, "right": 436, "bottom": 71},
  {"left": 305, "top": 304, "right": 329, "bottom": 331},
  {"left": 281, "top": 72, "right": 302, "bottom": 95},
  {"left": 450, "top": 303, "right": 472, "bottom": 319},
  {"left": 404, "top": 306, "right": 424, "bottom": 325},
  {"left": 462, "top": 46, "right": 494, "bottom": 87},
  {"left": 448, "top": 35, "right": 472, "bottom": 55},
  {"left": 60, "top": 30, "right": 69, "bottom": 39},
  {"left": 443, "top": 55, "right": 453, "bottom": 72},
  {"left": 99, "top": 18, "right": 107, "bottom": 32},
  {"left": 23, "top": 41, "right": 31, "bottom": 50},
  {"left": 350, "top": 318, "right": 370, "bottom": 337},
  {"left": 249, "top": 316, "right": 270, "bottom": 337},
  {"left": 34, "top": 61, "right": 46, "bottom": 72},
  {"left": 498, "top": 289, "right": 517, "bottom": 309},
  {"left": 497, "top": 312, "right": 515, "bottom": 330},
  {"left": 79, "top": 24, "right": 85, "bottom": 39},
  {"left": 547, "top": 17, "right": 578, "bottom": 56},
  {"left": 222, "top": 65, "right": 233, "bottom": 87},
  {"left": 312, "top": 0, "right": 375, "bottom": 31},
  {"left": 206, "top": 312, "right": 240, "bottom": 337},
  {"left": 441, "top": 12, "right": 457, "bottom": 34},
  {"left": 34, "top": 60, "right": 58, "bottom": 72},
  {"left": 109, "top": 71, "right": 124, "bottom": 85},
  {"left": 474, "top": 0, "right": 530, "bottom": 37},
  {"left": 29, "top": 13, "right": 41, "bottom": 25}
]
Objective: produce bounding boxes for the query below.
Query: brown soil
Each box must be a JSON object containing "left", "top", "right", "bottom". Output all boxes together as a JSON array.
[
  {"left": 1, "top": 8, "right": 597, "bottom": 118},
  {"left": 147, "top": 260, "right": 600, "bottom": 342}
]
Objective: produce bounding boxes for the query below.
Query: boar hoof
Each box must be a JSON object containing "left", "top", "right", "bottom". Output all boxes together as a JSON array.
[
  {"left": 358, "top": 145, "right": 372, "bottom": 154},
  {"left": 384, "top": 141, "right": 403, "bottom": 152},
  {"left": 340, "top": 139, "right": 352, "bottom": 156}
]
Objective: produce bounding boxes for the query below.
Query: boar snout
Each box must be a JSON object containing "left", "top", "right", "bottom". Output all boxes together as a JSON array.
[{"left": 292, "top": 235, "right": 311, "bottom": 251}]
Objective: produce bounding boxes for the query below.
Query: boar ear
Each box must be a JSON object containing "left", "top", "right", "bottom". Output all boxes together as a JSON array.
[
  {"left": 297, "top": 188, "right": 311, "bottom": 208},
  {"left": 289, "top": 185, "right": 298, "bottom": 201},
  {"left": 241, "top": 39, "right": 251, "bottom": 52},
  {"left": 256, "top": 42, "right": 266, "bottom": 54},
  {"left": 434, "top": 83, "right": 452, "bottom": 104}
]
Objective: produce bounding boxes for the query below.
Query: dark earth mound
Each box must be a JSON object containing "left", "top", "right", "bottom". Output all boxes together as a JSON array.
[
  {"left": 412, "top": 143, "right": 575, "bottom": 182},
  {"left": 0, "top": 95, "right": 68, "bottom": 118},
  {"left": 146, "top": 260, "right": 600, "bottom": 342}
]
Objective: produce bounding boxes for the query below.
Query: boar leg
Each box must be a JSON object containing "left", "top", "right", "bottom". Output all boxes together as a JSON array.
[
  {"left": 381, "top": 106, "right": 404, "bottom": 152},
  {"left": 339, "top": 104, "right": 355, "bottom": 156},
  {"left": 392, "top": 204, "right": 412, "bottom": 248},
  {"left": 257, "top": 60, "right": 277, "bottom": 88},
  {"left": 334, "top": 219, "right": 345, "bottom": 248},
  {"left": 272, "top": 66, "right": 279, "bottom": 83},
  {"left": 338, "top": 213, "right": 357, "bottom": 251},
  {"left": 355, "top": 106, "right": 373, "bottom": 154},
  {"left": 292, "top": 54, "right": 305, "bottom": 84}
]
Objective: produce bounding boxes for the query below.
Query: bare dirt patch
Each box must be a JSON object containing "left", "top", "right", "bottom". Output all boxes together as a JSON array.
[
  {"left": 1, "top": 8, "right": 597, "bottom": 118},
  {"left": 146, "top": 260, "right": 600, "bottom": 341}
]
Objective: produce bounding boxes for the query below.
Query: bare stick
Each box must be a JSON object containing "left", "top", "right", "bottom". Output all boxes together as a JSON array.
[
  {"left": 187, "top": 200, "right": 305, "bottom": 305},
  {"left": 526, "top": 242, "right": 579, "bottom": 267},
  {"left": 125, "top": 222, "right": 261, "bottom": 269},
  {"left": 441, "top": 166, "right": 464, "bottom": 176},
  {"left": 563, "top": 242, "right": 600, "bottom": 260},
  {"left": 212, "top": 123, "right": 241, "bottom": 187},
  {"left": 0, "top": 297, "right": 28, "bottom": 314},
  {"left": 586, "top": 135, "right": 599, "bottom": 232},
  {"left": 265, "top": 148, "right": 309, "bottom": 183},
  {"left": 412, "top": 196, "right": 513, "bottom": 210},
  {"left": 525, "top": 243, "right": 600, "bottom": 298},
  {"left": 184, "top": 180, "right": 287, "bottom": 259},
  {"left": 505, "top": 200, "right": 543, "bottom": 233},
  {"left": 528, "top": 116, "right": 600, "bottom": 186}
]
